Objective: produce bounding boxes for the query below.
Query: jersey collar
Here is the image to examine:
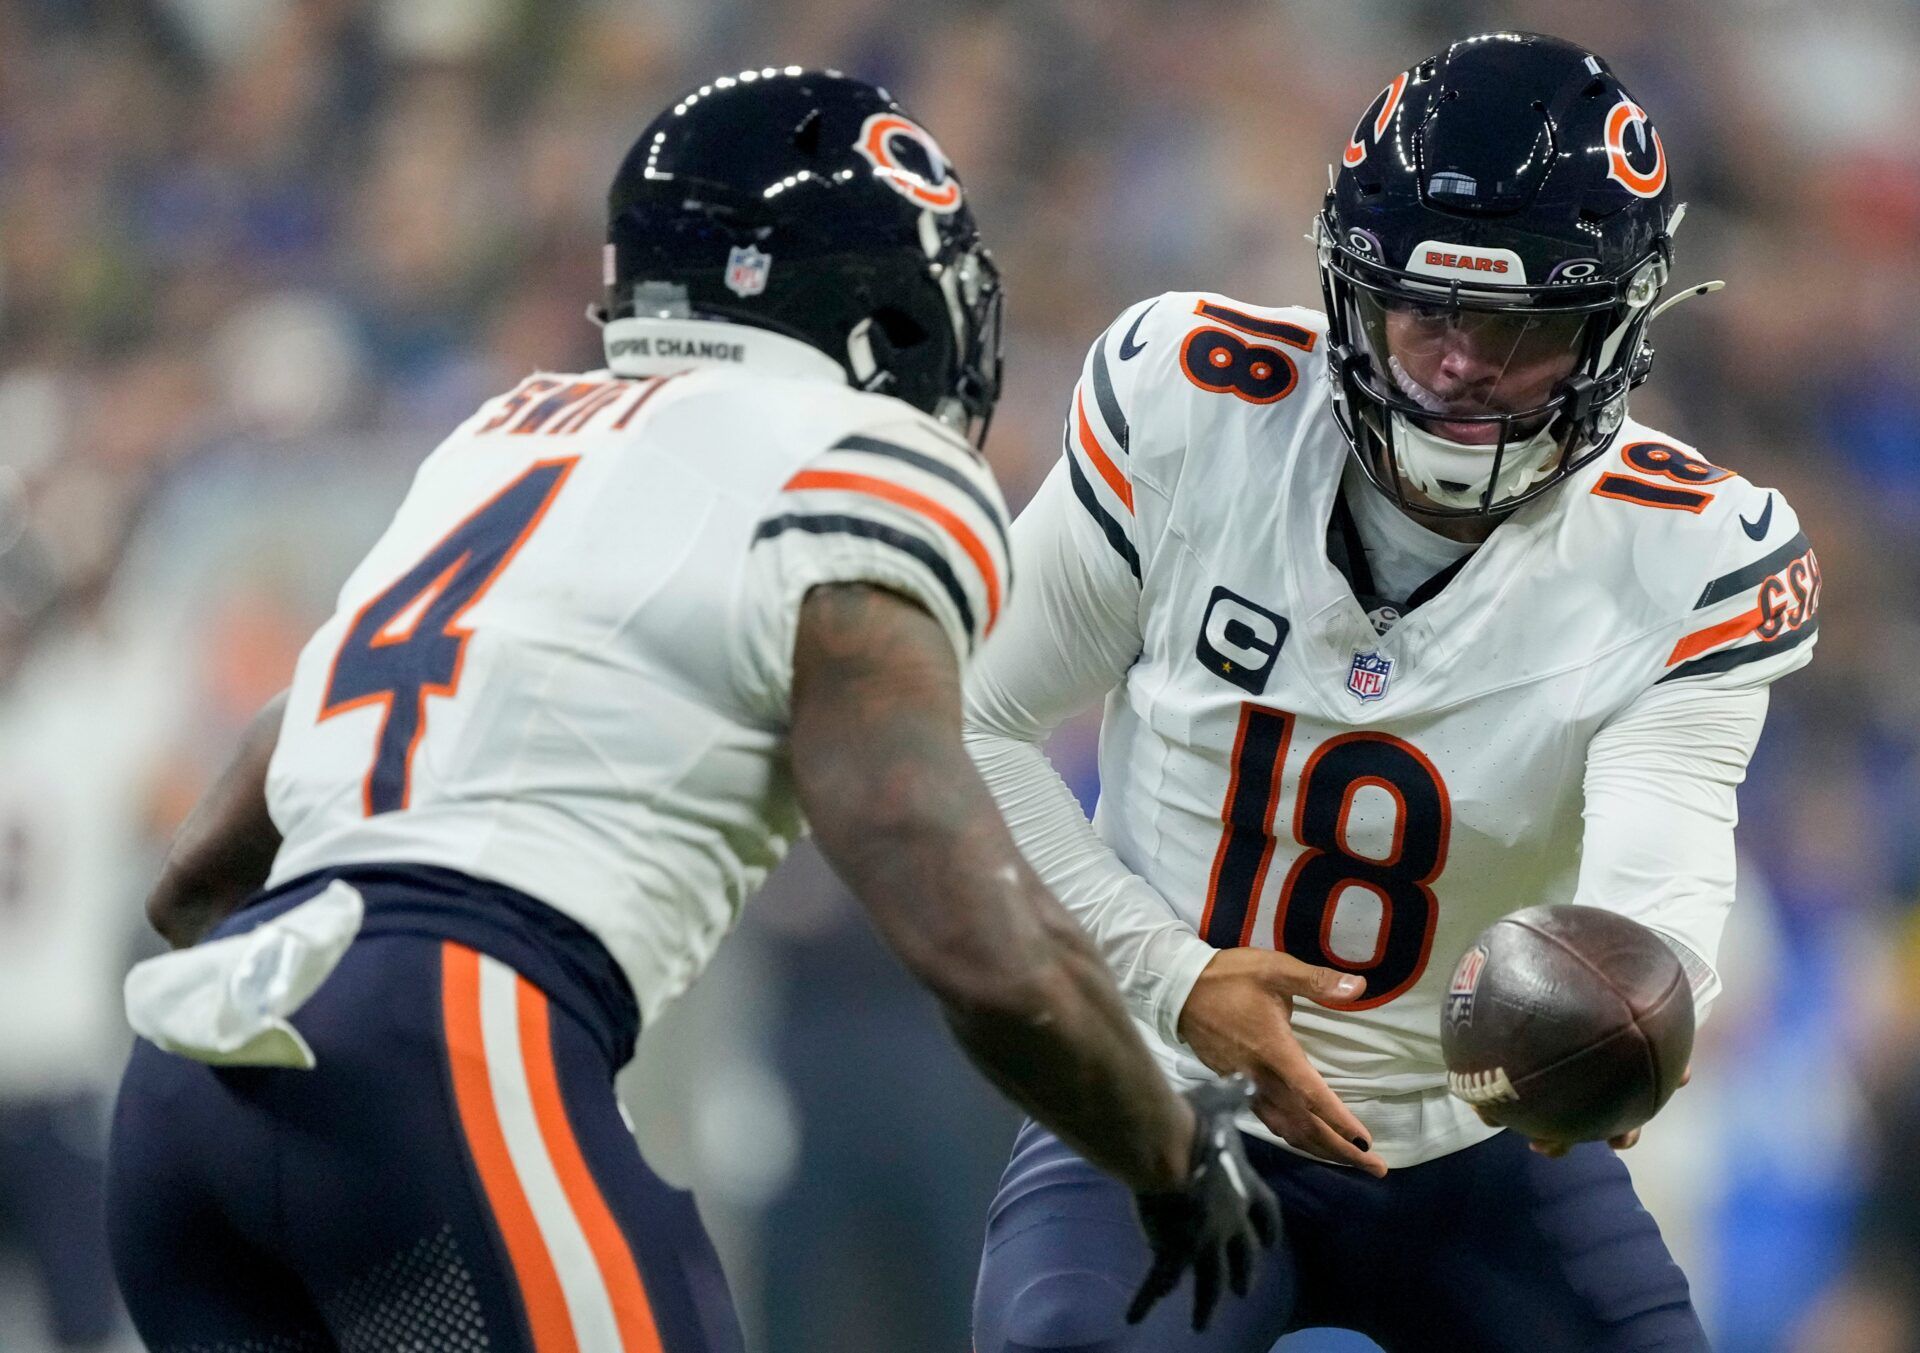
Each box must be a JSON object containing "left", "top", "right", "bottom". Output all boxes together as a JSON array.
[{"left": 601, "top": 316, "right": 850, "bottom": 384}]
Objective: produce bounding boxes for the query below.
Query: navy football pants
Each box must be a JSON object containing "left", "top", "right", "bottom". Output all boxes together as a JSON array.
[
  {"left": 107, "top": 934, "right": 743, "bottom": 1353},
  {"left": 974, "top": 1120, "right": 1709, "bottom": 1352}
]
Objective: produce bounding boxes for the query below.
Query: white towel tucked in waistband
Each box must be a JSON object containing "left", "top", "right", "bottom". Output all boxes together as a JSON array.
[{"left": 123, "top": 880, "right": 365, "bottom": 1070}]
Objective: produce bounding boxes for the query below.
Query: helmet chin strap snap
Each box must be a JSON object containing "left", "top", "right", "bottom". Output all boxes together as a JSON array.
[{"left": 931, "top": 394, "right": 970, "bottom": 433}]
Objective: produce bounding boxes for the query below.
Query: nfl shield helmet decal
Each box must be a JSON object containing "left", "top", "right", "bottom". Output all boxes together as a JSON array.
[
  {"left": 1347, "top": 650, "right": 1393, "bottom": 701},
  {"left": 724, "top": 244, "right": 772, "bottom": 298},
  {"left": 1447, "top": 943, "right": 1488, "bottom": 1026}
]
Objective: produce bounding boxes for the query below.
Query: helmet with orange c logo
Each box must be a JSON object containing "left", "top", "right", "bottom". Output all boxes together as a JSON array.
[
  {"left": 602, "top": 70, "right": 1003, "bottom": 445},
  {"left": 1317, "top": 33, "right": 1685, "bottom": 518}
]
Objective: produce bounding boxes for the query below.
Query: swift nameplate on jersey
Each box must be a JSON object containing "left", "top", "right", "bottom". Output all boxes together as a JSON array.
[
  {"left": 1195, "top": 586, "right": 1289, "bottom": 694},
  {"left": 1347, "top": 650, "right": 1393, "bottom": 701}
]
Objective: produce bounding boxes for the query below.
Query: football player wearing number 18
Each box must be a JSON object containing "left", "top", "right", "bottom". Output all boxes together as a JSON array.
[
  {"left": 970, "top": 33, "right": 1819, "bottom": 1353},
  {"left": 105, "top": 73, "right": 1278, "bottom": 1353}
]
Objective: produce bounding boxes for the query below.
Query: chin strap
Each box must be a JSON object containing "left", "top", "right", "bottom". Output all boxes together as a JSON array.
[
  {"left": 1391, "top": 414, "right": 1561, "bottom": 510},
  {"left": 1384, "top": 355, "right": 1563, "bottom": 510}
]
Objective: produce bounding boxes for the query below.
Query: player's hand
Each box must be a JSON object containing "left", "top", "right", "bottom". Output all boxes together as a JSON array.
[
  {"left": 1177, "top": 949, "right": 1388, "bottom": 1177},
  {"left": 1128, "top": 1077, "right": 1281, "bottom": 1331},
  {"left": 1485, "top": 1065, "right": 1692, "bottom": 1157}
]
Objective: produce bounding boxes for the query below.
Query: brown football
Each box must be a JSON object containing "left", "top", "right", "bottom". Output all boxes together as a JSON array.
[{"left": 1439, "top": 904, "right": 1695, "bottom": 1143}]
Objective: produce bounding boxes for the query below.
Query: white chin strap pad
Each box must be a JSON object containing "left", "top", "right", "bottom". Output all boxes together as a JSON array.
[
  {"left": 1390, "top": 413, "right": 1561, "bottom": 510},
  {"left": 1384, "top": 354, "right": 1563, "bottom": 509}
]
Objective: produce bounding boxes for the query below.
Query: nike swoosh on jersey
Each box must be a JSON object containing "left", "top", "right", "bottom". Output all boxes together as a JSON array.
[
  {"left": 1740, "top": 495, "right": 1774, "bottom": 540},
  {"left": 1117, "top": 303, "right": 1156, "bottom": 360}
]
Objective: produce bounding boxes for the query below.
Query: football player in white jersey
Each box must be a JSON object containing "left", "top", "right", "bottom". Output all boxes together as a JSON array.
[
  {"left": 106, "top": 73, "right": 1280, "bottom": 1352},
  {"left": 970, "top": 33, "right": 1818, "bottom": 1352}
]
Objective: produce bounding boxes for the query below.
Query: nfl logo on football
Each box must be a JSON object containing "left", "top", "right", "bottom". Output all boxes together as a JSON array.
[
  {"left": 1447, "top": 943, "right": 1488, "bottom": 1026},
  {"left": 1347, "top": 650, "right": 1393, "bottom": 702},
  {"left": 724, "top": 244, "right": 772, "bottom": 298}
]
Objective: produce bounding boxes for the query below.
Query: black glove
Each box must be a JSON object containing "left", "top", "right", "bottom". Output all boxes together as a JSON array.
[{"left": 1126, "top": 1076, "right": 1281, "bottom": 1331}]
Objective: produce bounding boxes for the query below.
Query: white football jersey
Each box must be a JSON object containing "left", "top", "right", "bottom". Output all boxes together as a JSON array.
[
  {"left": 966, "top": 291, "right": 1818, "bottom": 1164},
  {"left": 267, "top": 324, "right": 1011, "bottom": 1027}
]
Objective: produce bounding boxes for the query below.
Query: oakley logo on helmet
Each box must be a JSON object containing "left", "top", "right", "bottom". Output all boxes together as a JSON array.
[
  {"left": 1408, "top": 241, "right": 1528, "bottom": 285},
  {"left": 855, "top": 112, "right": 962, "bottom": 213},
  {"left": 1603, "top": 97, "right": 1667, "bottom": 199},
  {"left": 1343, "top": 71, "right": 1408, "bottom": 168},
  {"left": 1546, "top": 258, "right": 1602, "bottom": 284}
]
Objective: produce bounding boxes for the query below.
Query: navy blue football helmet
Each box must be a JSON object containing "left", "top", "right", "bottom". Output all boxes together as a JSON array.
[
  {"left": 601, "top": 68, "right": 1003, "bottom": 445},
  {"left": 1318, "top": 33, "right": 1690, "bottom": 517}
]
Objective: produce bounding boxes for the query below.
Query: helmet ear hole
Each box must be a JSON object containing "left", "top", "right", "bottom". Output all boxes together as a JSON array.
[
  {"left": 872, "top": 307, "right": 929, "bottom": 349},
  {"left": 846, "top": 308, "right": 934, "bottom": 393}
]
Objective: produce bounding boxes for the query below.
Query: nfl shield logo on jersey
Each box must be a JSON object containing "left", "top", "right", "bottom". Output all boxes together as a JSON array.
[
  {"left": 724, "top": 245, "right": 772, "bottom": 298},
  {"left": 1347, "top": 650, "right": 1393, "bottom": 701}
]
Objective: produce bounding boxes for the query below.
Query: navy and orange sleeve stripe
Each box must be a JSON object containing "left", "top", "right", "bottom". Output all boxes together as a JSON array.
[
  {"left": 751, "top": 424, "right": 1013, "bottom": 656},
  {"left": 1062, "top": 304, "right": 1150, "bottom": 581},
  {"left": 1659, "top": 513, "right": 1820, "bottom": 686}
]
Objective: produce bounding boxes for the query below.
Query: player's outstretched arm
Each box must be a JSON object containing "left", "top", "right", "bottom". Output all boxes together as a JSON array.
[
  {"left": 146, "top": 690, "right": 286, "bottom": 948},
  {"left": 790, "top": 582, "right": 1277, "bottom": 1326},
  {"left": 792, "top": 581, "right": 1192, "bottom": 1187},
  {"left": 964, "top": 462, "right": 1386, "bottom": 1175},
  {"left": 1177, "top": 951, "right": 1387, "bottom": 1175}
]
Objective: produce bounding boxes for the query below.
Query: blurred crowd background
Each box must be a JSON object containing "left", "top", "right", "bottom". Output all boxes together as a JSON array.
[{"left": 0, "top": 0, "right": 1913, "bottom": 1349}]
